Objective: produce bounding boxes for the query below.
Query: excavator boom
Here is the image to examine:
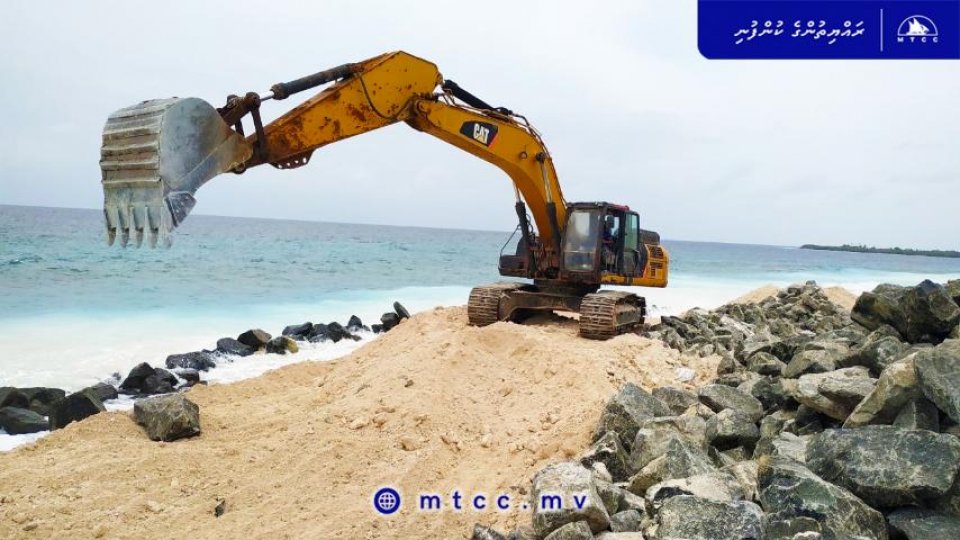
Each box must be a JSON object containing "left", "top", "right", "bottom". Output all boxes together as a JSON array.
[{"left": 100, "top": 51, "right": 566, "bottom": 250}]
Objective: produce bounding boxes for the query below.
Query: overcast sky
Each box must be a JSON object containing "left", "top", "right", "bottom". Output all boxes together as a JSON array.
[{"left": 0, "top": 1, "right": 957, "bottom": 248}]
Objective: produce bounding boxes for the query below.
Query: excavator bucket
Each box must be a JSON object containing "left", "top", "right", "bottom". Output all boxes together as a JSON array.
[{"left": 99, "top": 98, "right": 253, "bottom": 247}]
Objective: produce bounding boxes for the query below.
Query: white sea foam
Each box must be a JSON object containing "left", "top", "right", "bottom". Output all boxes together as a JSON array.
[
  {"left": 0, "top": 285, "right": 470, "bottom": 391},
  {"left": 0, "top": 430, "right": 49, "bottom": 452}
]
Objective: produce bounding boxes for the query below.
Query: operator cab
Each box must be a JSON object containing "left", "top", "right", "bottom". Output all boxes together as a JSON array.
[{"left": 561, "top": 202, "right": 649, "bottom": 281}]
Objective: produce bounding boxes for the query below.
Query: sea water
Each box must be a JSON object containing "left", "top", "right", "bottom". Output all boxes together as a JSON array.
[{"left": 2, "top": 205, "right": 960, "bottom": 447}]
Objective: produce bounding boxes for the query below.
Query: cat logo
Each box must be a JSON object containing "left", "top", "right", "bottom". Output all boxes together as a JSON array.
[
  {"left": 897, "top": 15, "right": 939, "bottom": 43},
  {"left": 459, "top": 121, "right": 498, "bottom": 147}
]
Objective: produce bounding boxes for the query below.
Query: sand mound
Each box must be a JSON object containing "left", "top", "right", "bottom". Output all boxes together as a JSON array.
[
  {"left": 731, "top": 284, "right": 857, "bottom": 312},
  {"left": 824, "top": 286, "right": 858, "bottom": 312},
  {"left": 0, "top": 307, "right": 717, "bottom": 539},
  {"left": 731, "top": 284, "right": 781, "bottom": 305}
]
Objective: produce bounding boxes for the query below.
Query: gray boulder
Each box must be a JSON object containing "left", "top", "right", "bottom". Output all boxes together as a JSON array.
[
  {"left": 747, "top": 351, "right": 786, "bottom": 376},
  {"left": 753, "top": 432, "right": 807, "bottom": 463},
  {"left": 758, "top": 457, "right": 888, "bottom": 540},
  {"left": 346, "top": 315, "right": 366, "bottom": 332},
  {"left": 706, "top": 408, "right": 760, "bottom": 450},
  {"left": 782, "top": 349, "right": 838, "bottom": 378},
  {"left": 380, "top": 312, "right": 401, "bottom": 331},
  {"left": 85, "top": 382, "right": 118, "bottom": 403},
  {"left": 133, "top": 394, "right": 201, "bottom": 442},
  {"left": 265, "top": 336, "right": 299, "bottom": 355},
  {"left": 900, "top": 280, "right": 960, "bottom": 343},
  {"left": 543, "top": 521, "right": 592, "bottom": 540},
  {"left": 595, "top": 383, "right": 671, "bottom": 449},
  {"left": 609, "top": 509, "right": 642, "bottom": 533},
  {"left": 887, "top": 507, "right": 960, "bottom": 540},
  {"left": 308, "top": 323, "right": 331, "bottom": 342},
  {"left": 644, "top": 470, "right": 746, "bottom": 512},
  {"left": 934, "top": 474, "right": 960, "bottom": 518},
  {"left": 946, "top": 279, "right": 960, "bottom": 305},
  {"left": 723, "top": 460, "right": 759, "bottom": 502},
  {"left": 393, "top": 301, "right": 410, "bottom": 319},
  {"left": 698, "top": 384, "right": 764, "bottom": 422},
  {"left": 215, "top": 337, "right": 254, "bottom": 357},
  {"left": 844, "top": 354, "right": 920, "bottom": 427},
  {"left": 628, "top": 415, "right": 706, "bottom": 471},
  {"left": 505, "top": 527, "right": 537, "bottom": 540},
  {"left": 0, "top": 387, "right": 29, "bottom": 409},
  {"left": 652, "top": 386, "right": 698, "bottom": 415},
  {"left": 581, "top": 431, "right": 632, "bottom": 483},
  {"left": 627, "top": 437, "right": 715, "bottom": 494},
  {"left": 324, "top": 321, "right": 358, "bottom": 343},
  {"left": 786, "top": 404, "right": 836, "bottom": 436},
  {"left": 840, "top": 331, "right": 907, "bottom": 376},
  {"left": 760, "top": 514, "right": 824, "bottom": 540},
  {"left": 806, "top": 426, "right": 960, "bottom": 508},
  {"left": 18, "top": 387, "right": 66, "bottom": 416},
  {"left": 759, "top": 410, "right": 793, "bottom": 438},
  {"left": 851, "top": 284, "right": 911, "bottom": 331},
  {"left": 175, "top": 369, "right": 201, "bottom": 386},
  {"left": 119, "top": 362, "right": 156, "bottom": 391},
  {"left": 594, "top": 479, "right": 627, "bottom": 516},
  {"left": 893, "top": 398, "right": 939, "bottom": 431},
  {"left": 236, "top": 328, "right": 271, "bottom": 348},
  {"left": 121, "top": 363, "right": 179, "bottom": 396},
  {"left": 165, "top": 351, "right": 217, "bottom": 372},
  {"left": 0, "top": 406, "right": 48, "bottom": 434},
  {"left": 749, "top": 378, "right": 794, "bottom": 414},
  {"left": 471, "top": 524, "right": 507, "bottom": 540},
  {"left": 741, "top": 334, "right": 789, "bottom": 363},
  {"left": 915, "top": 340, "right": 960, "bottom": 423},
  {"left": 142, "top": 368, "right": 177, "bottom": 395},
  {"left": 790, "top": 367, "right": 875, "bottom": 421},
  {"left": 653, "top": 495, "right": 763, "bottom": 540},
  {"left": 281, "top": 322, "right": 313, "bottom": 339},
  {"left": 532, "top": 462, "right": 610, "bottom": 537},
  {"left": 49, "top": 389, "right": 105, "bottom": 430},
  {"left": 853, "top": 281, "right": 960, "bottom": 344}
]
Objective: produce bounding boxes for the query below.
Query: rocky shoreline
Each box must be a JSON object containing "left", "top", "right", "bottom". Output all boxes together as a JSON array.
[
  {"left": 0, "top": 303, "right": 410, "bottom": 442},
  {"left": 472, "top": 279, "right": 960, "bottom": 540}
]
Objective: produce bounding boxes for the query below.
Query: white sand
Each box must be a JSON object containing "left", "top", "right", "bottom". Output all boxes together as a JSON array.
[{"left": 0, "top": 307, "right": 718, "bottom": 539}]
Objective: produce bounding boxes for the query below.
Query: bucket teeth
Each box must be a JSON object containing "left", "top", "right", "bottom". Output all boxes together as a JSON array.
[{"left": 103, "top": 198, "right": 176, "bottom": 249}]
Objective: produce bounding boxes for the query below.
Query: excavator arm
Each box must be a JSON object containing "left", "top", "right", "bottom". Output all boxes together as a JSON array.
[{"left": 101, "top": 51, "right": 566, "bottom": 261}]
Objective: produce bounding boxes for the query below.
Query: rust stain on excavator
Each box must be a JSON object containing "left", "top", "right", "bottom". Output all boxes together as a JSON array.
[{"left": 345, "top": 103, "right": 367, "bottom": 123}]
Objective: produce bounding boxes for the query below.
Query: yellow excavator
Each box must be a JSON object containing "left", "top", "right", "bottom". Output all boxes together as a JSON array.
[{"left": 99, "top": 51, "right": 669, "bottom": 339}]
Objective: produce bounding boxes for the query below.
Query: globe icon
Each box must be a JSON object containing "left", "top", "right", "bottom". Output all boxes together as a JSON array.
[
  {"left": 378, "top": 492, "right": 396, "bottom": 508},
  {"left": 374, "top": 487, "right": 401, "bottom": 514}
]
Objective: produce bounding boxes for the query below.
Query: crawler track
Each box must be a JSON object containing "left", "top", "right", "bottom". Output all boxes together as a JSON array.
[
  {"left": 467, "top": 283, "right": 523, "bottom": 326},
  {"left": 579, "top": 291, "right": 646, "bottom": 340}
]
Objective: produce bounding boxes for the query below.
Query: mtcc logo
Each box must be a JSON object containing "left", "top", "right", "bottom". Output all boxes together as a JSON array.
[{"left": 897, "top": 15, "right": 939, "bottom": 43}]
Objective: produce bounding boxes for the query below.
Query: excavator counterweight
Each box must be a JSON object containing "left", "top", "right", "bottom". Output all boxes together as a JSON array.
[{"left": 97, "top": 50, "right": 669, "bottom": 339}]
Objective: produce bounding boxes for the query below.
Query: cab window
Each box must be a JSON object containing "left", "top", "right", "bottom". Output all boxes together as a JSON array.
[
  {"left": 563, "top": 209, "right": 600, "bottom": 272},
  {"left": 625, "top": 213, "right": 639, "bottom": 250}
]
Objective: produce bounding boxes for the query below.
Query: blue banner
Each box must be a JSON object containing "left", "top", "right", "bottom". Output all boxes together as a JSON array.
[{"left": 699, "top": 0, "right": 960, "bottom": 58}]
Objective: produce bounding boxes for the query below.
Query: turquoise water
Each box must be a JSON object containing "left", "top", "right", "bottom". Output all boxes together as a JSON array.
[{"left": 2, "top": 204, "right": 960, "bottom": 391}]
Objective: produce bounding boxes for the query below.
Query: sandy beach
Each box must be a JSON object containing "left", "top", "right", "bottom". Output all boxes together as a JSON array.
[{"left": 0, "top": 304, "right": 722, "bottom": 539}]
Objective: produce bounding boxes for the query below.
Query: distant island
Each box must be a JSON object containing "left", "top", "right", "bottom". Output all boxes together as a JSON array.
[{"left": 801, "top": 244, "right": 960, "bottom": 259}]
